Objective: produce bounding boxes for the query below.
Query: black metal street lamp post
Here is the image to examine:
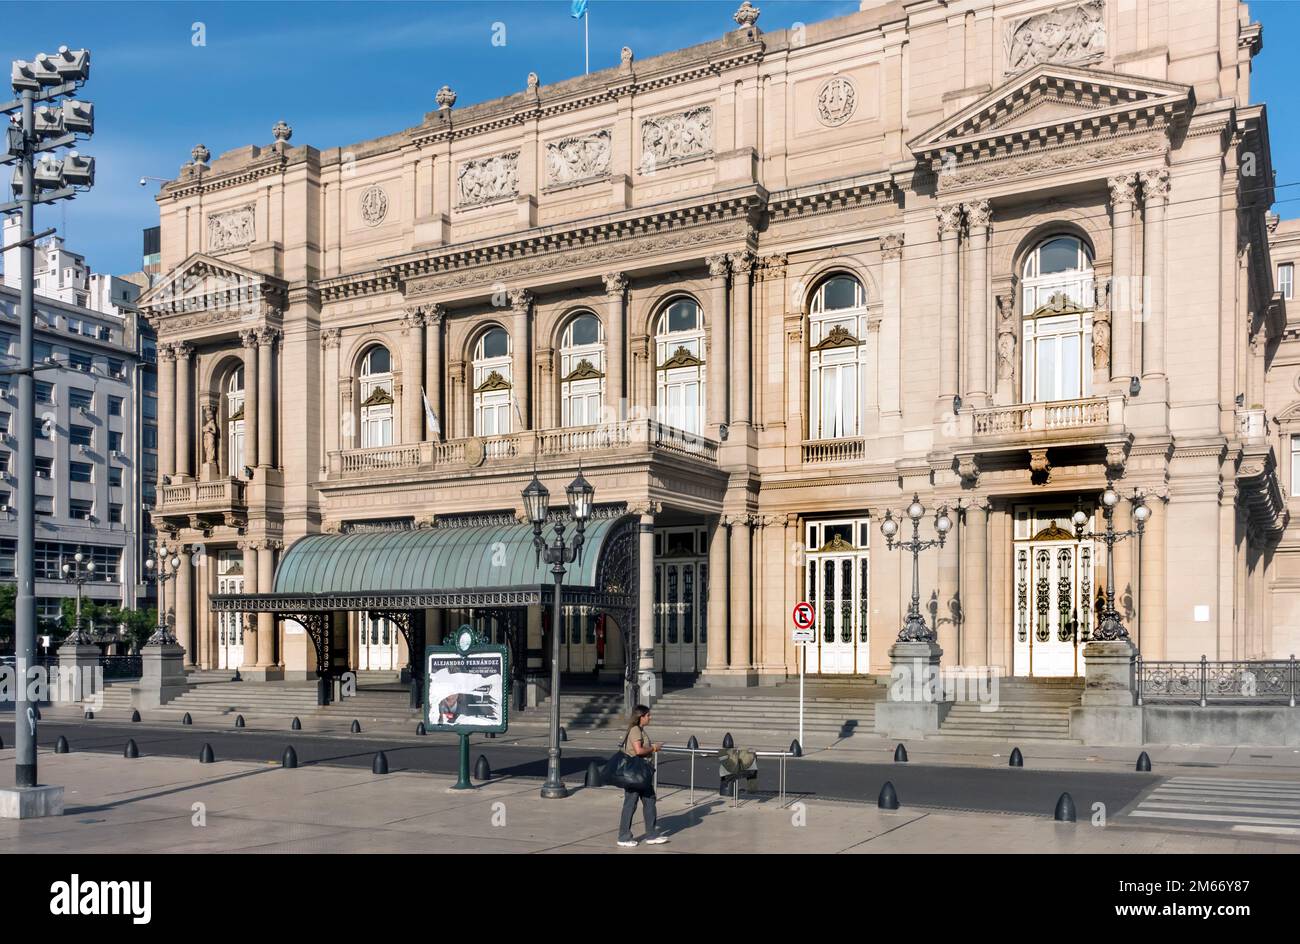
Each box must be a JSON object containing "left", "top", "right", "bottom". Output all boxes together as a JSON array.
[
  {"left": 59, "top": 549, "right": 95, "bottom": 645},
  {"left": 522, "top": 470, "right": 593, "bottom": 800},
  {"left": 879, "top": 495, "right": 953, "bottom": 642},
  {"left": 1072, "top": 486, "right": 1151, "bottom": 641},
  {"left": 143, "top": 547, "right": 182, "bottom": 647}
]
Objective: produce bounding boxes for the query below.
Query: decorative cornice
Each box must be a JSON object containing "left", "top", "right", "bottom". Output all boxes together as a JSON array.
[
  {"left": 561, "top": 358, "right": 604, "bottom": 382},
  {"left": 475, "top": 369, "right": 511, "bottom": 392},
  {"left": 812, "top": 325, "right": 861, "bottom": 351},
  {"left": 659, "top": 345, "right": 703, "bottom": 370}
]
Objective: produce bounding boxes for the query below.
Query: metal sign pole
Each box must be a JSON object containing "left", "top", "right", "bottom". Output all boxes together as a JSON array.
[
  {"left": 453, "top": 733, "right": 471, "bottom": 790},
  {"left": 799, "top": 641, "right": 805, "bottom": 749}
]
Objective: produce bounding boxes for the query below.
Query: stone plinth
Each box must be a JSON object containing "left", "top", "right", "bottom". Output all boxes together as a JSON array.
[
  {"left": 873, "top": 640, "right": 954, "bottom": 738},
  {"left": 0, "top": 785, "right": 64, "bottom": 819},
  {"left": 1070, "top": 639, "right": 1143, "bottom": 745},
  {"left": 131, "top": 643, "right": 190, "bottom": 709},
  {"left": 55, "top": 644, "right": 100, "bottom": 705}
]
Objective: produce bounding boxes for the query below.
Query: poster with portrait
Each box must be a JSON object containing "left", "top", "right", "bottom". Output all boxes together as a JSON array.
[{"left": 424, "top": 638, "right": 509, "bottom": 734}]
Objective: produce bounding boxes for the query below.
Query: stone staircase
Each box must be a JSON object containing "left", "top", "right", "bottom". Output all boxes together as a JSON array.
[
  {"left": 92, "top": 674, "right": 321, "bottom": 719},
  {"left": 936, "top": 678, "right": 1083, "bottom": 742}
]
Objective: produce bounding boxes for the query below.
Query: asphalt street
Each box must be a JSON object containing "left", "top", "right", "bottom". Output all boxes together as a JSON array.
[{"left": 32, "top": 718, "right": 1159, "bottom": 819}]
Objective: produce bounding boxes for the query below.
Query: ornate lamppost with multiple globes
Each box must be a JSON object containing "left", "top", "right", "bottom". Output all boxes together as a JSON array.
[
  {"left": 59, "top": 549, "right": 96, "bottom": 645},
  {"left": 521, "top": 470, "right": 594, "bottom": 800},
  {"left": 1071, "top": 486, "right": 1151, "bottom": 641},
  {"left": 143, "top": 547, "right": 182, "bottom": 647},
  {"left": 878, "top": 495, "right": 953, "bottom": 642}
]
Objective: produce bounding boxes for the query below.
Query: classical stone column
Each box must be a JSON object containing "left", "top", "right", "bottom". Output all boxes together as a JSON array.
[
  {"left": 448, "top": 360, "right": 466, "bottom": 439},
  {"left": 706, "top": 515, "right": 728, "bottom": 671},
  {"left": 1108, "top": 174, "right": 1138, "bottom": 385},
  {"left": 936, "top": 204, "right": 963, "bottom": 420},
  {"left": 537, "top": 349, "right": 555, "bottom": 431},
  {"left": 963, "top": 201, "right": 991, "bottom": 408},
  {"left": 257, "top": 541, "right": 277, "bottom": 670},
  {"left": 402, "top": 308, "right": 424, "bottom": 443},
  {"left": 173, "top": 342, "right": 193, "bottom": 478},
  {"left": 603, "top": 273, "right": 627, "bottom": 420},
  {"left": 508, "top": 289, "right": 532, "bottom": 429},
  {"left": 157, "top": 343, "right": 176, "bottom": 481},
  {"left": 729, "top": 251, "right": 754, "bottom": 427},
  {"left": 424, "top": 305, "right": 445, "bottom": 439},
  {"left": 321, "top": 329, "right": 341, "bottom": 463},
  {"left": 240, "top": 330, "right": 260, "bottom": 469},
  {"left": 257, "top": 328, "right": 278, "bottom": 467},
  {"left": 176, "top": 545, "right": 194, "bottom": 668},
  {"left": 1140, "top": 168, "right": 1169, "bottom": 383},
  {"left": 879, "top": 233, "right": 904, "bottom": 425},
  {"left": 728, "top": 514, "right": 752, "bottom": 671},
  {"left": 240, "top": 542, "right": 258, "bottom": 670},
  {"left": 634, "top": 503, "right": 658, "bottom": 700},
  {"left": 706, "top": 254, "right": 730, "bottom": 434},
  {"left": 961, "top": 502, "right": 989, "bottom": 666}
]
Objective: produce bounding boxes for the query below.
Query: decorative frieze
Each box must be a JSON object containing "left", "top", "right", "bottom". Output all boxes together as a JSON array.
[
  {"left": 207, "top": 205, "right": 255, "bottom": 252},
  {"left": 545, "top": 129, "right": 612, "bottom": 187},
  {"left": 938, "top": 133, "right": 1165, "bottom": 192},
  {"left": 456, "top": 152, "right": 519, "bottom": 207},
  {"left": 639, "top": 106, "right": 713, "bottom": 173},
  {"left": 1004, "top": 0, "right": 1105, "bottom": 75}
]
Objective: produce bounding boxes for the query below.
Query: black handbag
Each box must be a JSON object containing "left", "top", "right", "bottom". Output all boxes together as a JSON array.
[{"left": 603, "top": 731, "right": 653, "bottom": 792}]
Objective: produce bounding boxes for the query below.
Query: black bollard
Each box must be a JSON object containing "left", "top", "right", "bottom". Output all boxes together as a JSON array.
[
  {"left": 416, "top": 722, "right": 426, "bottom": 736},
  {"left": 182, "top": 713, "right": 192, "bottom": 725},
  {"left": 1054, "top": 792, "right": 1077, "bottom": 822},
  {"left": 686, "top": 735, "right": 699, "bottom": 750},
  {"left": 130, "top": 709, "right": 141, "bottom": 723},
  {"left": 372, "top": 751, "right": 389, "bottom": 775},
  {"left": 281, "top": 746, "right": 298, "bottom": 768},
  {"left": 722, "top": 732, "right": 734, "bottom": 749},
  {"left": 585, "top": 759, "right": 603, "bottom": 787},
  {"left": 474, "top": 754, "right": 491, "bottom": 781},
  {"left": 789, "top": 739, "right": 803, "bottom": 758},
  {"left": 487, "top": 731, "right": 496, "bottom": 739},
  {"left": 55, "top": 735, "right": 69, "bottom": 754},
  {"left": 1009, "top": 747, "right": 1024, "bottom": 768},
  {"left": 199, "top": 744, "right": 214, "bottom": 764},
  {"left": 559, "top": 726, "right": 568, "bottom": 742},
  {"left": 1136, "top": 751, "right": 1152, "bottom": 772},
  {"left": 33, "top": 704, "right": 40, "bottom": 720},
  {"left": 234, "top": 714, "right": 245, "bottom": 728},
  {"left": 350, "top": 720, "right": 361, "bottom": 734},
  {"left": 291, "top": 717, "right": 301, "bottom": 731},
  {"left": 124, "top": 739, "right": 139, "bottom": 759},
  {"left": 83, "top": 710, "right": 93, "bottom": 720},
  {"left": 878, "top": 781, "right": 900, "bottom": 810},
  {"left": 0, "top": 734, "right": 4, "bottom": 749},
  {"left": 894, "top": 743, "right": 909, "bottom": 763}
]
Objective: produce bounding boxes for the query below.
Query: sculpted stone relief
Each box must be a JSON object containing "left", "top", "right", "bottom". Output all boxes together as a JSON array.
[
  {"left": 545, "top": 129, "right": 612, "bottom": 186},
  {"left": 207, "top": 205, "right": 255, "bottom": 252},
  {"left": 456, "top": 152, "right": 520, "bottom": 207},
  {"left": 816, "top": 76, "right": 857, "bottom": 127},
  {"left": 1005, "top": 0, "right": 1106, "bottom": 74},
  {"left": 639, "top": 106, "right": 713, "bottom": 173},
  {"left": 360, "top": 185, "right": 389, "bottom": 226}
]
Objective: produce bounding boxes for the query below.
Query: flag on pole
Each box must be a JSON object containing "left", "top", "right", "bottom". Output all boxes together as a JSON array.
[
  {"left": 421, "top": 386, "right": 441, "bottom": 438},
  {"left": 570, "top": 0, "right": 588, "bottom": 17},
  {"left": 571, "top": 0, "right": 590, "bottom": 75},
  {"left": 511, "top": 394, "right": 526, "bottom": 431}
]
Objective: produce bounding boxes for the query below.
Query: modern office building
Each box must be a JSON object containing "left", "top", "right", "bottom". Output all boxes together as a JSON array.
[{"left": 140, "top": 0, "right": 1287, "bottom": 695}]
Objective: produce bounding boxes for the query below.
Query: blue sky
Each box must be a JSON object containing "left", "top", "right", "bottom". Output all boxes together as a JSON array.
[{"left": 4, "top": 0, "right": 1298, "bottom": 276}]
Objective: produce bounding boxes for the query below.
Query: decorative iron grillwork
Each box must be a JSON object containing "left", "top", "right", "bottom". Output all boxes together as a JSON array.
[
  {"left": 1056, "top": 547, "right": 1073, "bottom": 642},
  {"left": 1138, "top": 655, "right": 1299, "bottom": 707},
  {"left": 1035, "top": 549, "right": 1050, "bottom": 642}
]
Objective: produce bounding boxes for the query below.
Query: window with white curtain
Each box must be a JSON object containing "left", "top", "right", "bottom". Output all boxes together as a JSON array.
[
  {"left": 225, "top": 366, "right": 245, "bottom": 474},
  {"left": 358, "top": 345, "right": 394, "bottom": 447},
  {"left": 473, "top": 327, "right": 512, "bottom": 436},
  {"left": 654, "top": 298, "right": 705, "bottom": 434},
  {"left": 559, "top": 312, "right": 604, "bottom": 427},
  {"left": 1291, "top": 435, "right": 1300, "bottom": 496},
  {"left": 808, "top": 274, "right": 868, "bottom": 440},
  {"left": 1021, "top": 236, "right": 1094, "bottom": 403},
  {"left": 1279, "top": 263, "right": 1294, "bottom": 301}
]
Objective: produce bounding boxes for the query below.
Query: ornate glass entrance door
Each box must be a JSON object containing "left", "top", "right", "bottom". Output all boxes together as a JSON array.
[
  {"left": 216, "top": 551, "right": 244, "bottom": 669},
  {"left": 653, "top": 526, "right": 707, "bottom": 675},
  {"left": 561, "top": 606, "right": 599, "bottom": 672},
  {"left": 358, "top": 612, "right": 400, "bottom": 671},
  {"left": 804, "top": 519, "right": 870, "bottom": 675},
  {"left": 1013, "top": 507, "right": 1095, "bottom": 677}
]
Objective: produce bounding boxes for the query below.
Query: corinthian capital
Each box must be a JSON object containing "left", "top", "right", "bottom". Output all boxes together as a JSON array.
[
  {"left": 507, "top": 289, "right": 533, "bottom": 313},
  {"left": 320, "top": 328, "right": 342, "bottom": 350},
  {"left": 257, "top": 327, "right": 281, "bottom": 347},
  {"left": 706, "top": 253, "right": 731, "bottom": 280},
  {"left": 936, "top": 203, "right": 964, "bottom": 237},
  {"left": 401, "top": 307, "right": 424, "bottom": 332},
  {"left": 173, "top": 341, "right": 194, "bottom": 361},
  {"left": 1140, "top": 168, "right": 1170, "bottom": 202},
  {"left": 728, "top": 249, "right": 756, "bottom": 274},
  {"left": 1108, "top": 173, "right": 1139, "bottom": 210},
  {"left": 963, "top": 199, "right": 991, "bottom": 232},
  {"left": 880, "top": 232, "right": 905, "bottom": 260},
  {"left": 423, "top": 303, "right": 446, "bottom": 327},
  {"left": 602, "top": 272, "right": 628, "bottom": 297},
  {"left": 240, "top": 329, "right": 260, "bottom": 349},
  {"left": 156, "top": 342, "right": 176, "bottom": 363}
]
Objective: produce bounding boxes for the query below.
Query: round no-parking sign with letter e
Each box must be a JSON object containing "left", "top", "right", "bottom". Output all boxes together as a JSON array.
[{"left": 792, "top": 602, "right": 815, "bottom": 643}]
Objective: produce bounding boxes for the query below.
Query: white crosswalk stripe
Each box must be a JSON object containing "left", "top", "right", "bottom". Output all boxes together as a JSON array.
[{"left": 1127, "top": 776, "right": 1300, "bottom": 835}]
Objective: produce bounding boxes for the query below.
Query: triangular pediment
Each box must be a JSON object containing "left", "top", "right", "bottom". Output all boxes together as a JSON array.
[
  {"left": 138, "top": 252, "right": 286, "bottom": 316},
  {"left": 909, "top": 63, "right": 1193, "bottom": 160}
]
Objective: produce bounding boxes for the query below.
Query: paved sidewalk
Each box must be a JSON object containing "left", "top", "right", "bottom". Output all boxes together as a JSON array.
[{"left": 1, "top": 750, "right": 1294, "bottom": 853}]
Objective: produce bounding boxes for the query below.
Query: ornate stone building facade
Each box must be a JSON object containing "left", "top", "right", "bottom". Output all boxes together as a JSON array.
[{"left": 140, "top": 0, "right": 1285, "bottom": 692}]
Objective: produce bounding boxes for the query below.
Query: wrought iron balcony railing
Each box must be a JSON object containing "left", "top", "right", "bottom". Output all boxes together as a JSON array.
[{"left": 1137, "top": 655, "right": 1298, "bottom": 707}]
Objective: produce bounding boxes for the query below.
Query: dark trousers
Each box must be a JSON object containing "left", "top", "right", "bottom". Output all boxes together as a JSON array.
[{"left": 618, "top": 787, "right": 658, "bottom": 841}]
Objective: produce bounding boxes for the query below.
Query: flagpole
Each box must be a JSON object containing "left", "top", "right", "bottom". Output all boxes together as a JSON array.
[{"left": 584, "top": 10, "right": 589, "bottom": 75}]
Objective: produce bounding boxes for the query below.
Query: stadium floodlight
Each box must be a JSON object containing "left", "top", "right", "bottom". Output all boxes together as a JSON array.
[
  {"left": 32, "top": 154, "right": 63, "bottom": 189},
  {"left": 1, "top": 126, "right": 20, "bottom": 165},
  {"left": 59, "top": 99, "right": 93, "bottom": 134},
  {"left": 61, "top": 150, "right": 93, "bottom": 187},
  {"left": 33, "top": 105, "right": 63, "bottom": 136},
  {"left": 49, "top": 47, "right": 90, "bottom": 83}
]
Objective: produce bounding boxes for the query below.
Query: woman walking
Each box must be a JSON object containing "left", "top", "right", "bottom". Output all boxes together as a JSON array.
[{"left": 617, "top": 705, "right": 667, "bottom": 847}]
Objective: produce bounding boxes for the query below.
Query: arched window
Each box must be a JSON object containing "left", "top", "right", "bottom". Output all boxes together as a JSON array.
[
  {"left": 473, "top": 327, "right": 512, "bottom": 436},
  {"left": 1021, "top": 236, "right": 1094, "bottom": 403},
  {"left": 808, "top": 274, "right": 868, "bottom": 440},
  {"left": 358, "top": 345, "right": 394, "bottom": 447},
  {"left": 559, "top": 311, "right": 604, "bottom": 427},
  {"left": 225, "top": 366, "right": 245, "bottom": 474},
  {"left": 654, "top": 297, "right": 705, "bottom": 434}
]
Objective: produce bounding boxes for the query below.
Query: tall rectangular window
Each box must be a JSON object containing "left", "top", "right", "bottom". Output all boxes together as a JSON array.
[
  {"left": 69, "top": 461, "right": 93, "bottom": 483},
  {"left": 108, "top": 396, "right": 123, "bottom": 417},
  {"left": 70, "top": 425, "right": 93, "bottom": 447},
  {"left": 1280, "top": 263, "right": 1294, "bottom": 301},
  {"left": 35, "top": 456, "right": 52, "bottom": 479},
  {"left": 1292, "top": 435, "right": 1300, "bottom": 496},
  {"left": 108, "top": 466, "right": 122, "bottom": 487},
  {"left": 70, "top": 499, "right": 93, "bottom": 521},
  {"left": 69, "top": 388, "right": 93, "bottom": 411},
  {"left": 108, "top": 431, "right": 122, "bottom": 452},
  {"left": 35, "top": 381, "right": 54, "bottom": 404}
]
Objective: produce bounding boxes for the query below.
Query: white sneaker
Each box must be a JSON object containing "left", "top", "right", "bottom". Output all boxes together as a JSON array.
[
  {"left": 617, "top": 839, "right": 638, "bottom": 847},
  {"left": 644, "top": 836, "right": 669, "bottom": 845}
]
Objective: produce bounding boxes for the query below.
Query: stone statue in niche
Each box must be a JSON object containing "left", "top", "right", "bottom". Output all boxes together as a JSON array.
[
  {"left": 639, "top": 106, "right": 713, "bottom": 173},
  {"left": 201, "top": 405, "right": 220, "bottom": 467},
  {"left": 1005, "top": 0, "right": 1105, "bottom": 74},
  {"left": 456, "top": 152, "right": 520, "bottom": 207},
  {"left": 545, "top": 129, "right": 611, "bottom": 186},
  {"left": 996, "top": 295, "right": 1017, "bottom": 382}
]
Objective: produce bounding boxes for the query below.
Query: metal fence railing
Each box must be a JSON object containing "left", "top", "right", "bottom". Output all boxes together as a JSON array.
[
  {"left": 1137, "top": 655, "right": 1298, "bottom": 707},
  {"left": 652, "top": 745, "right": 798, "bottom": 808}
]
